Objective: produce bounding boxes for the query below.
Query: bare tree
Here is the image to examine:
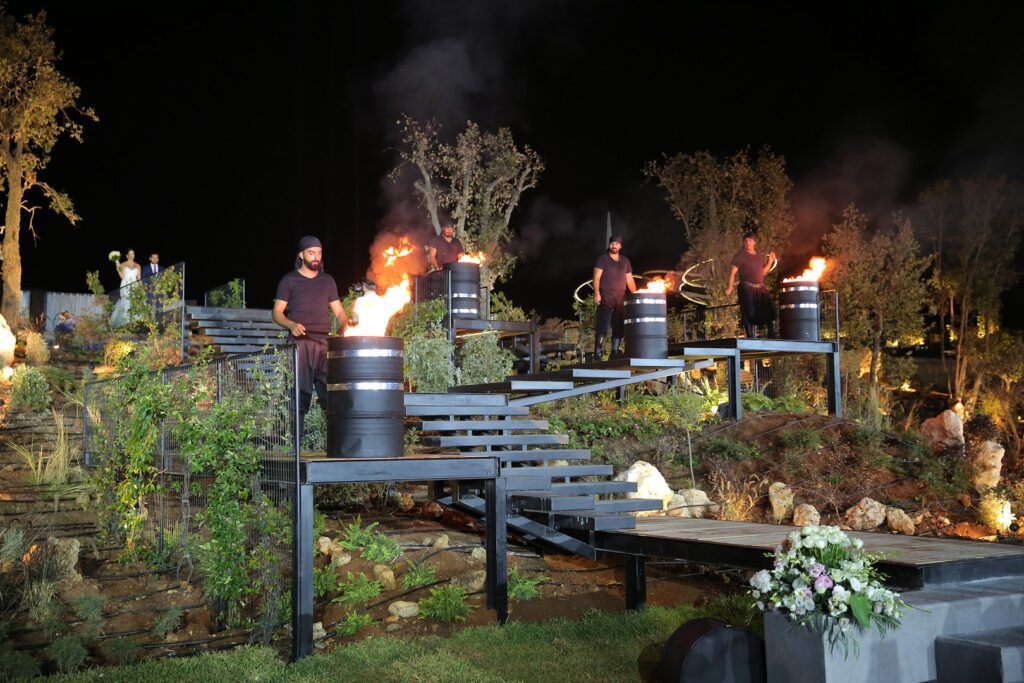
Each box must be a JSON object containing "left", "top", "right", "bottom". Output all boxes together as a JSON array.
[
  {"left": 917, "top": 178, "right": 1024, "bottom": 407},
  {"left": 823, "top": 205, "right": 931, "bottom": 386},
  {"left": 0, "top": 7, "right": 97, "bottom": 325},
  {"left": 392, "top": 115, "right": 543, "bottom": 288}
]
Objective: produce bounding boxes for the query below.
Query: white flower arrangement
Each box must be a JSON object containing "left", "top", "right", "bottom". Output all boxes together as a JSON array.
[
  {"left": 108, "top": 250, "right": 121, "bottom": 263},
  {"left": 749, "top": 525, "right": 907, "bottom": 656}
]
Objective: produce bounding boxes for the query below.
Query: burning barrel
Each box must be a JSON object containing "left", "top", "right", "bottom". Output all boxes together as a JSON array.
[
  {"left": 779, "top": 280, "right": 820, "bottom": 341},
  {"left": 445, "top": 262, "right": 481, "bottom": 320},
  {"left": 625, "top": 291, "right": 668, "bottom": 359},
  {"left": 326, "top": 336, "right": 404, "bottom": 458}
]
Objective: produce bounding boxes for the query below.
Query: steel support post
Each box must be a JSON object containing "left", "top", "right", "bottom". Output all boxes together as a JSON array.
[
  {"left": 293, "top": 483, "right": 315, "bottom": 661},
  {"left": 624, "top": 554, "right": 647, "bottom": 611},
  {"left": 826, "top": 349, "right": 842, "bottom": 418},
  {"left": 484, "top": 477, "right": 508, "bottom": 622},
  {"left": 727, "top": 352, "right": 743, "bottom": 420}
]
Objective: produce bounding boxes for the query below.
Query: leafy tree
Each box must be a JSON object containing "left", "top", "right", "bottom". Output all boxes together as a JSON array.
[
  {"left": 822, "top": 205, "right": 930, "bottom": 386},
  {"left": 917, "top": 178, "right": 1024, "bottom": 406},
  {"left": 645, "top": 148, "right": 794, "bottom": 327},
  {"left": 0, "top": 6, "right": 97, "bottom": 324},
  {"left": 392, "top": 116, "right": 543, "bottom": 288}
]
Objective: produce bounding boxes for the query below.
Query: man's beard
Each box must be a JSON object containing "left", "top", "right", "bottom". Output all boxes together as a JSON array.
[{"left": 303, "top": 258, "right": 322, "bottom": 271}]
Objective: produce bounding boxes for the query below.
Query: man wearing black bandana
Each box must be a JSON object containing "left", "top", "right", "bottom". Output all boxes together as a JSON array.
[{"left": 273, "top": 236, "right": 352, "bottom": 429}]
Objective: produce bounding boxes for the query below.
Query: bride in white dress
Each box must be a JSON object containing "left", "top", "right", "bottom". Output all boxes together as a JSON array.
[{"left": 109, "top": 249, "right": 142, "bottom": 328}]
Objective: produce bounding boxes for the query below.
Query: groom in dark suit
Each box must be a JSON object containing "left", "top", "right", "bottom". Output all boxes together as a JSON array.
[{"left": 141, "top": 252, "right": 160, "bottom": 279}]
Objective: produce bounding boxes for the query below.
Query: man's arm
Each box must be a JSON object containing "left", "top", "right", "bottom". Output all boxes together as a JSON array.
[
  {"left": 762, "top": 251, "right": 778, "bottom": 276},
  {"left": 272, "top": 299, "right": 306, "bottom": 337},
  {"left": 427, "top": 246, "right": 440, "bottom": 271},
  {"left": 593, "top": 267, "right": 603, "bottom": 305},
  {"left": 725, "top": 265, "right": 739, "bottom": 296},
  {"left": 626, "top": 270, "right": 637, "bottom": 294},
  {"left": 328, "top": 299, "right": 351, "bottom": 328}
]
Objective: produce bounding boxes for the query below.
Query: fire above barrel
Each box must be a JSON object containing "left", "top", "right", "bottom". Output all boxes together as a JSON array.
[
  {"left": 326, "top": 336, "right": 404, "bottom": 458},
  {"left": 779, "top": 280, "right": 820, "bottom": 341},
  {"left": 444, "top": 262, "right": 480, "bottom": 320},
  {"left": 625, "top": 290, "right": 668, "bottom": 359}
]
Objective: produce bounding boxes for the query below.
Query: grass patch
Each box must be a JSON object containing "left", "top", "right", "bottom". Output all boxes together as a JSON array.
[
  {"left": 55, "top": 597, "right": 758, "bottom": 682},
  {"left": 778, "top": 428, "right": 823, "bottom": 453},
  {"left": 700, "top": 436, "right": 759, "bottom": 461}
]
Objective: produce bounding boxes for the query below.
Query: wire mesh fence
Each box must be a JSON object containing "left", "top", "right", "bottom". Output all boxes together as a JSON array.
[
  {"left": 82, "top": 346, "right": 298, "bottom": 641},
  {"left": 203, "top": 278, "right": 247, "bottom": 308}
]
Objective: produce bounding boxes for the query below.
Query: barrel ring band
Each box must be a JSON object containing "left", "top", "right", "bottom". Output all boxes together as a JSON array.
[
  {"left": 450, "top": 292, "right": 478, "bottom": 299},
  {"left": 625, "top": 298, "right": 666, "bottom": 306},
  {"left": 451, "top": 308, "right": 479, "bottom": 314},
  {"left": 781, "top": 286, "right": 819, "bottom": 292},
  {"left": 624, "top": 316, "right": 667, "bottom": 324},
  {"left": 327, "top": 349, "right": 403, "bottom": 359},
  {"left": 328, "top": 381, "right": 404, "bottom": 391},
  {"left": 780, "top": 303, "right": 819, "bottom": 310}
]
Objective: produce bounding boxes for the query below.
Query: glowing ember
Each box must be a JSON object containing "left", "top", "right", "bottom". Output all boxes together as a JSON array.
[
  {"left": 344, "top": 276, "right": 412, "bottom": 337},
  {"left": 782, "top": 257, "right": 827, "bottom": 283},
  {"left": 458, "top": 251, "right": 486, "bottom": 264},
  {"left": 382, "top": 237, "right": 417, "bottom": 268},
  {"left": 638, "top": 277, "right": 668, "bottom": 293}
]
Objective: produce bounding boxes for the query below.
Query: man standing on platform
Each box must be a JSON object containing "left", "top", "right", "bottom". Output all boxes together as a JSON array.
[
  {"left": 427, "top": 222, "right": 465, "bottom": 271},
  {"left": 593, "top": 234, "right": 636, "bottom": 360},
  {"left": 725, "top": 232, "right": 778, "bottom": 338},
  {"left": 273, "top": 236, "right": 352, "bottom": 429}
]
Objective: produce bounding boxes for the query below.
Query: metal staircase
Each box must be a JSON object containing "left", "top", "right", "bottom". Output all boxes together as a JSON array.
[{"left": 409, "top": 357, "right": 709, "bottom": 558}]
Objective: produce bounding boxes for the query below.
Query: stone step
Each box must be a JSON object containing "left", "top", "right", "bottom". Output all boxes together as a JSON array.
[{"left": 936, "top": 626, "right": 1024, "bottom": 683}]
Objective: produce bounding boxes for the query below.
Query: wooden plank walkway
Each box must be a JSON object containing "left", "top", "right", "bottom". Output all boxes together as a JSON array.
[{"left": 595, "top": 518, "right": 1024, "bottom": 589}]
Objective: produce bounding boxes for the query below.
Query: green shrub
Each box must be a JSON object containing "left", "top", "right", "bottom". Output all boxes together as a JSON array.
[
  {"left": 302, "top": 399, "right": 327, "bottom": 452},
  {"left": 38, "top": 365, "right": 78, "bottom": 394},
  {"left": 332, "top": 572, "right": 382, "bottom": 608},
  {"left": 457, "top": 332, "right": 515, "bottom": 386},
  {"left": 314, "top": 566, "right": 341, "bottom": 600},
  {"left": 419, "top": 584, "right": 476, "bottom": 623},
  {"left": 313, "top": 509, "right": 327, "bottom": 542},
  {"left": 700, "top": 436, "right": 759, "bottom": 461},
  {"left": 10, "top": 365, "right": 51, "bottom": 411},
  {"left": 102, "top": 637, "right": 143, "bottom": 665},
  {"left": 508, "top": 566, "right": 547, "bottom": 602},
  {"left": 772, "top": 394, "right": 808, "bottom": 413},
  {"left": 339, "top": 517, "right": 378, "bottom": 551},
  {"left": 779, "top": 428, "right": 823, "bottom": 453},
  {"left": 0, "top": 643, "right": 40, "bottom": 680},
  {"left": 402, "top": 560, "right": 437, "bottom": 590},
  {"left": 47, "top": 634, "right": 88, "bottom": 674},
  {"left": 153, "top": 607, "right": 183, "bottom": 639},
  {"left": 488, "top": 291, "right": 528, "bottom": 322},
  {"left": 74, "top": 593, "right": 107, "bottom": 637},
  {"left": 741, "top": 391, "right": 774, "bottom": 412},
  {"left": 335, "top": 612, "right": 374, "bottom": 637},
  {"left": 405, "top": 326, "right": 455, "bottom": 392},
  {"left": 363, "top": 533, "right": 402, "bottom": 565},
  {"left": 23, "top": 330, "right": 50, "bottom": 366}
]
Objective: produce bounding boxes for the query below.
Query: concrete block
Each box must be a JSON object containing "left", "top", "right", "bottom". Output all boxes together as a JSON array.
[{"left": 936, "top": 626, "right": 1024, "bottom": 683}]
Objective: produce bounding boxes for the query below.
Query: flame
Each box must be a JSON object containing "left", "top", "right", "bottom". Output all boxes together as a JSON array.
[
  {"left": 382, "top": 237, "right": 417, "bottom": 268},
  {"left": 458, "top": 251, "right": 486, "bottom": 264},
  {"left": 638, "top": 277, "right": 668, "bottom": 293},
  {"left": 782, "top": 257, "right": 827, "bottom": 283},
  {"left": 344, "top": 275, "right": 412, "bottom": 337}
]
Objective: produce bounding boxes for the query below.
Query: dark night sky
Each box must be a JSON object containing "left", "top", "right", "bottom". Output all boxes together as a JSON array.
[{"left": 11, "top": 1, "right": 1024, "bottom": 321}]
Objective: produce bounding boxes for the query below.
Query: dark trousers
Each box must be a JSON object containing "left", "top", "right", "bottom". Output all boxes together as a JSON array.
[
  {"left": 596, "top": 298, "right": 625, "bottom": 339},
  {"left": 739, "top": 283, "right": 777, "bottom": 338},
  {"left": 296, "top": 336, "right": 328, "bottom": 418}
]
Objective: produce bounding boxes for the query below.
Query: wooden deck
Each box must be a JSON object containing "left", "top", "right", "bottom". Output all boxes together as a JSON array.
[{"left": 595, "top": 518, "right": 1024, "bottom": 589}]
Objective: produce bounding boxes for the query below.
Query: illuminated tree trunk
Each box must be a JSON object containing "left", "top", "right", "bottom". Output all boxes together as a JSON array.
[{"left": 1, "top": 156, "right": 22, "bottom": 326}]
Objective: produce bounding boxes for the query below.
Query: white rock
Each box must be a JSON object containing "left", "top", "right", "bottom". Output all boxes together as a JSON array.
[
  {"left": 885, "top": 507, "right": 916, "bottom": 535},
  {"left": 330, "top": 552, "right": 352, "bottom": 569},
  {"left": 373, "top": 564, "right": 396, "bottom": 591},
  {"left": 972, "top": 440, "right": 1005, "bottom": 491},
  {"left": 470, "top": 547, "right": 488, "bottom": 563},
  {"left": 844, "top": 497, "right": 886, "bottom": 530},
  {"left": 312, "top": 621, "right": 326, "bottom": 648},
  {"left": 667, "top": 489, "right": 715, "bottom": 518},
  {"left": 768, "top": 483, "right": 794, "bottom": 522},
  {"left": 388, "top": 600, "right": 420, "bottom": 618},
  {"left": 792, "top": 504, "right": 820, "bottom": 527},
  {"left": 316, "top": 536, "right": 335, "bottom": 556},
  {"left": 0, "top": 314, "right": 14, "bottom": 368},
  {"left": 614, "top": 461, "right": 673, "bottom": 510},
  {"left": 920, "top": 410, "right": 964, "bottom": 453},
  {"left": 461, "top": 570, "right": 487, "bottom": 593},
  {"left": 432, "top": 534, "right": 450, "bottom": 549}
]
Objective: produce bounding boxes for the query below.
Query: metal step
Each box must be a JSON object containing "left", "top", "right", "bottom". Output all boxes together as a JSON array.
[
  {"left": 511, "top": 494, "right": 596, "bottom": 512},
  {"left": 500, "top": 464, "right": 613, "bottom": 478},
  {"left": 506, "top": 368, "right": 634, "bottom": 382},
  {"left": 547, "top": 512, "right": 638, "bottom": 531},
  {"left": 417, "top": 419, "right": 550, "bottom": 432},
  {"left": 502, "top": 476, "right": 553, "bottom": 491},
  {"left": 451, "top": 381, "right": 574, "bottom": 394},
  {"left": 422, "top": 434, "right": 568, "bottom": 448},
  {"left": 186, "top": 306, "right": 274, "bottom": 321},
  {"left": 520, "top": 481, "right": 638, "bottom": 496},
  {"left": 405, "top": 405, "right": 530, "bottom": 417},
  {"left": 405, "top": 393, "right": 509, "bottom": 406},
  {"left": 593, "top": 498, "right": 665, "bottom": 514},
  {"left": 495, "top": 449, "right": 591, "bottom": 463}
]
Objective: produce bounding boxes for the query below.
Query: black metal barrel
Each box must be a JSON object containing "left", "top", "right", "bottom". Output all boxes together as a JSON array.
[
  {"left": 445, "top": 262, "right": 480, "bottom": 319},
  {"left": 779, "top": 280, "right": 820, "bottom": 341},
  {"left": 326, "top": 336, "right": 404, "bottom": 458},
  {"left": 625, "top": 291, "right": 668, "bottom": 359}
]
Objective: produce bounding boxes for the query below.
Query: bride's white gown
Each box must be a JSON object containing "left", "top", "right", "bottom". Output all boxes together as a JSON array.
[{"left": 109, "top": 265, "right": 141, "bottom": 328}]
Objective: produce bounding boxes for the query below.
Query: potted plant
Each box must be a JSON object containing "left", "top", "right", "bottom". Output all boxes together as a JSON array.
[{"left": 749, "top": 525, "right": 907, "bottom": 658}]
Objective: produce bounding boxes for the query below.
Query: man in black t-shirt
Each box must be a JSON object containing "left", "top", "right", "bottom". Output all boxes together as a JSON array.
[
  {"left": 725, "top": 232, "right": 778, "bottom": 338},
  {"left": 427, "top": 223, "right": 465, "bottom": 271},
  {"left": 273, "top": 236, "right": 352, "bottom": 428},
  {"left": 592, "top": 234, "right": 637, "bottom": 360}
]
